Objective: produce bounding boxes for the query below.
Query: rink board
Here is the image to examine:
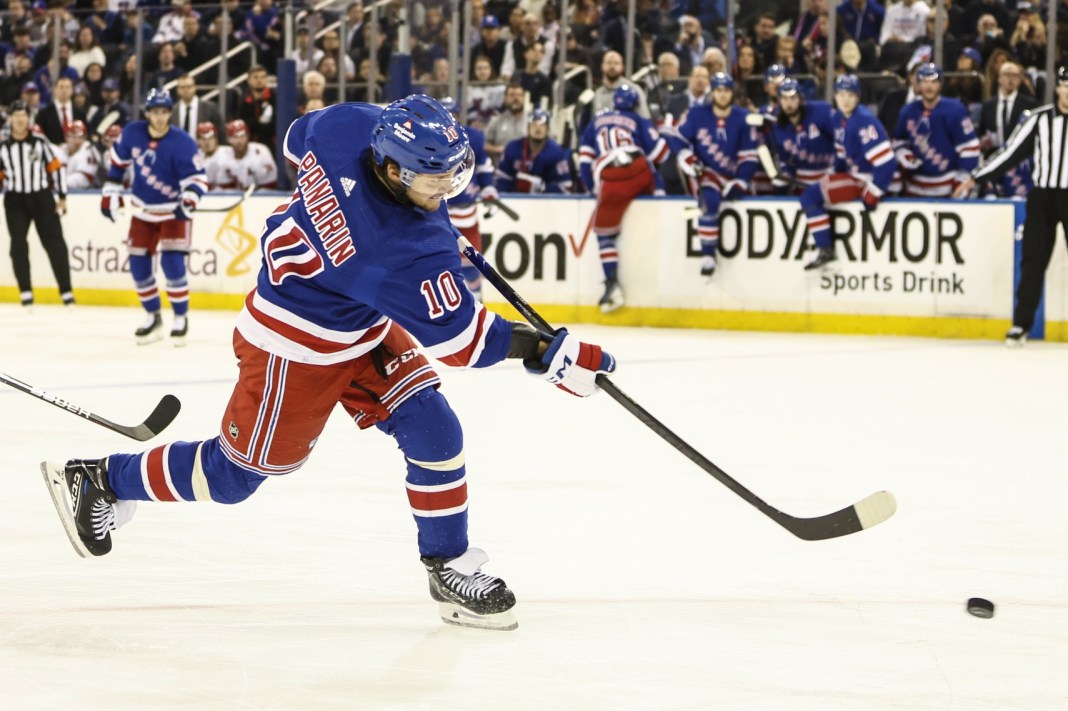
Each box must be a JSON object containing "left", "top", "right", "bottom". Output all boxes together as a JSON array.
[{"left": 1, "top": 192, "right": 1061, "bottom": 340}]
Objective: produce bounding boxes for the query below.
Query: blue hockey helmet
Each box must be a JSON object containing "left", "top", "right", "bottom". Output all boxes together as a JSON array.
[
  {"left": 438, "top": 96, "right": 460, "bottom": 116},
  {"left": 834, "top": 73, "right": 862, "bottom": 96},
  {"left": 764, "top": 64, "right": 788, "bottom": 84},
  {"left": 529, "top": 108, "right": 551, "bottom": 125},
  {"left": 778, "top": 78, "right": 801, "bottom": 97},
  {"left": 915, "top": 62, "right": 944, "bottom": 84},
  {"left": 371, "top": 94, "right": 475, "bottom": 201},
  {"left": 144, "top": 88, "right": 174, "bottom": 111},
  {"left": 710, "top": 72, "right": 734, "bottom": 91},
  {"left": 613, "top": 83, "right": 640, "bottom": 111}
]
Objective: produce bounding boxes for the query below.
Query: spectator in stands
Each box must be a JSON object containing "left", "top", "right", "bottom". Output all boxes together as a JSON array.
[
  {"left": 18, "top": 81, "right": 40, "bottom": 124},
  {"left": 501, "top": 11, "right": 555, "bottom": 81},
  {"left": 733, "top": 44, "right": 760, "bottom": 105},
  {"left": 354, "top": 57, "right": 385, "bottom": 103},
  {"left": 175, "top": 14, "right": 219, "bottom": 82},
  {"left": 344, "top": 1, "right": 366, "bottom": 55},
  {"left": 947, "top": 46, "right": 984, "bottom": 104},
  {"left": 172, "top": 73, "right": 222, "bottom": 139},
  {"left": 648, "top": 51, "right": 684, "bottom": 120},
  {"left": 1, "top": 54, "right": 35, "bottom": 106},
  {"left": 978, "top": 60, "right": 1037, "bottom": 152},
  {"left": 878, "top": 48, "right": 925, "bottom": 132},
  {"left": 751, "top": 12, "right": 780, "bottom": 70},
  {"left": 794, "top": 0, "right": 828, "bottom": 46},
  {"left": 417, "top": 57, "right": 453, "bottom": 100},
  {"left": 121, "top": 6, "right": 155, "bottom": 59},
  {"left": 290, "top": 27, "right": 321, "bottom": 78},
  {"left": 196, "top": 122, "right": 232, "bottom": 191},
  {"left": 674, "top": 14, "right": 715, "bottom": 76},
  {"left": 60, "top": 119, "right": 100, "bottom": 190},
  {"left": 663, "top": 64, "right": 710, "bottom": 122},
  {"left": 69, "top": 26, "right": 106, "bottom": 79},
  {"left": 983, "top": 47, "right": 1032, "bottom": 99},
  {"left": 81, "top": 63, "right": 105, "bottom": 107},
  {"left": 502, "top": 5, "right": 524, "bottom": 42},
  {"left": 86, "top": 0, "right": 125, "bottom": 61},
  {"left": 3, "top": 27, "right": 33, "bottom": 76},
  {"left": 1, "top": 0, "right": 31, "bottom": 45},
  {"left": 351, "top": 16, "right": 392, "bottom": 79},
  {"left": 467, "top": 54, "right": 505, "bottom": 130},
  {"left": 154, "top": 0, "right": 200, "bottom": 46},
  {"left": 88, "top": 78, "right": 130, "bottom": 138},
  {"left": 472, "top": 15, "right": 507, "bottom": 76},
  {"left": 974, "top": 13, "right": 1011, "bottom": 67},
  {"left": 592, "top": 50, "right": 651, "bottom": 117},
  {"left": 701, "top": 46, "right": 728, "bottom": 76},
  {"left": 411, "top": 4, "right": 449, "bottom": 78},
  {"left": 880, "top": 0, "right": 931, "bottom": 46},
  {"left": 299, "top": 70, "right": 327, "bottom": 113},
  {"left": 224, "top": 118, "right": 277, "bottom": 189},
  {"left": 775, "top": 35, "right": 802, "bottom": 75},
  {"left": 146, "top": 43, "right": 183, "bottom": 92},
  {"left": 484, "top": 82, "right": 527, "bottom": 164},
  {"left": 33, "top": 41, "right": 79, "bottom": 107},
  {"left": 36, "top": 76, "right": 84, "bottom": 146},
  {"left": 240, "top": 0, "right": 282, "bottom": 72},
  {"left": 516, "top": 41, "right": 553, "bottom": 108},
  {"left": 71, "top": 82, "right": 94, "bottom": 125},
  {"left": 919, "top": 7, "right": 963, "bottom": 66},
  {"left": 962, "top": 0, "right": 1012, "bottom": 41},
  {"left": 320, "top": 28, "right": 356, "bottom": 82},
  {"left": 1010, "top": 3, "right": 1046, "bottom": 70},
  {"left": 237, "top": 65, "right": 275, "bottom": 148},
  {"left": 495, "top": 108, "right": 572, "bottom": 194},
  {"left": 316, "top": 55, "right": 342, "bottom": 103},
  {"left": 837, "top": 0, "right": 884, "bottom": 47}
]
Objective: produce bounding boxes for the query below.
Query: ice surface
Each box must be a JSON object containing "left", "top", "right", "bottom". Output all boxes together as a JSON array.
[{"left": 1, "top": 304, "right": 1066, "bottom": 710}]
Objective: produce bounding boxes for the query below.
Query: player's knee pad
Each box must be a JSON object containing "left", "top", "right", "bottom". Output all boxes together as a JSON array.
[
  {"left": 159, "top": 250, "right": 187, "bottom": 279},
  {"left": 129, "top": 254, "right": 154, "bottom": 282},
  {"left": 199, "top": 437, "right": 269, "bottom": 504},
  {"left": 377, "top": 387, "right": 463, "bottom": 464},
  {"left": 800, "top": 183, "right": 824, "bottom": 214}
]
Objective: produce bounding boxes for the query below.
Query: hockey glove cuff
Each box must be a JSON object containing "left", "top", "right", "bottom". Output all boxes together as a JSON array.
[
  {"left": 860, "top": 186, "right": 880, "bottom": 211},
  {"left": 174, "top": 188, "right": 200, "bottom": 221},
  {"left": 523, "top": 328, "right": 616, "bottom": 398},
  {"left": 100, "top": 181, "right": 124, "bottom": 222},
  {"left": 678, "top": 150, "right": 701, "bottom": 178},
  {"left": 895, "top": 147, "right": 922, "bottom": 171}
]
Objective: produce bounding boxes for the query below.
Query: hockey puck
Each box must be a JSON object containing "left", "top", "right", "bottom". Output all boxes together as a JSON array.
[{"left": 966, "top": 597, "right": 995, "bottom": 618}]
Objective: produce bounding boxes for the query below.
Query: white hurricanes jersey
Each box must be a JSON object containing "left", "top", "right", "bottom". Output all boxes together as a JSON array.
[
  {"left": 61, "top": 142, "right": 101, "bottom": 189},
  {"left": 222, "top": 141, "right": 278, "bottom": 189},
  {"left": 202, "top": 145, "right": 236, "bottom": 190}
]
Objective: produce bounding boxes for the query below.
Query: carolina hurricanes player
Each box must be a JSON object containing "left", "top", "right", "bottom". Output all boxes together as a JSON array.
[
  {"left": 578, "top": 83, "right": 669, "bottom": 312},
  {"left": 440, "top": 97, "right": 497, "bottom": 300},
  {"left": 60, "top": 120, "right": 100, "bottom": 189},
  {"left": 221, "top": 119, "right": 278, "bottom": 189},
  {"left": 196, "top": 121, "right": 235, "bottom": 191},
  {"left": 100, "top": 88, "right": 208, "bottom": 346},
  {"left": 42, "top": 94, "right": 616, "bottom": 633}
]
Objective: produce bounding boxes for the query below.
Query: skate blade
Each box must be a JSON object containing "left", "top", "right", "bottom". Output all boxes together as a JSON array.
[
  {"left": 171, "top": 335, "right": 187, "bottom": 348},
  {"left": 39, "top": 462, "right": 90, "bottom": 559},
  {"left": 599, "top": 300, "right": 624, "bottom": 314},
  {"left": 437, "top": 602, "right": 518, "bottom": 631},
  {"left": 136, "top": 331, "right": 165, "bottom": 346}
]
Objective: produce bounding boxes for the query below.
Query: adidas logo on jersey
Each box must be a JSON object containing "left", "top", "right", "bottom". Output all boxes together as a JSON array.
[{"left": 340, "top": 177, "right": 356, "bottom": 196}]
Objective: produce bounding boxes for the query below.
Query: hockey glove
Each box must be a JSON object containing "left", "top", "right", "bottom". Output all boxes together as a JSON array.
[
  {"left": 524, "top": 328, "right": 616, "bottom": 398},
  {"left": 100, "top": 181, "right": 124, "bottom": 222},
  {"left": 895, "top": 147, "right": 923, "bottom": 171},
  {"left": 481, "top": 186, "right": 500, "bottom": 218},
  {"left": 678, "top": 150, "right": 701, "bottom": 179},
  {"left": 174, "top": 188, "right": 200, "bottom": 221},
  {"left": 860, "top": 185, "right": 880, "bottom": 212}
]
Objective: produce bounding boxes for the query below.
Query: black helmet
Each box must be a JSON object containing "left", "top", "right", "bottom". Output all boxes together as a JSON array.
[
  {"left": 8, "top": 100, "right": 29, "bottom": 115},
  {"left": 1057, "top": 65, "right": 1068, "bottom": 85}
]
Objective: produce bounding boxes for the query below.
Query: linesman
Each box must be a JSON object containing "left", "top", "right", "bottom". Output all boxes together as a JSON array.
[
  {"left": 955, "top": 65, "right": 1068, "bottom": 346},
  {"left": 0, "top": 100, "right": 73, "bottom": 308}
]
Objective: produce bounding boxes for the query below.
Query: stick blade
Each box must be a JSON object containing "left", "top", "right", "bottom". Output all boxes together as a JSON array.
[
  {"left": 778, "top": 491, "right": 897, "bottom": 541},
  {"left": 117, "top": 394, "right": 182, "bottom": 441}
]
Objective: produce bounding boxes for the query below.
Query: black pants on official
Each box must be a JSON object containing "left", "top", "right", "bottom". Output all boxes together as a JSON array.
[{"left": 5, "top": 190, "right": 71, "bottom": 300}]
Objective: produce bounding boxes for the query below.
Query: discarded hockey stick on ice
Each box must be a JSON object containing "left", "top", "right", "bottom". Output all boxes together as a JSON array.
[
  {"left": 458, "top": 237, "right": 897, "bottom": 541},
  {"left": 197, "top": 183, "right": 257, "bottom": 213},
  {"left": 481, "top": 195, "right": 520, "bottom": 221},
  {"left": 0, "top": 372, "right": 180, "bottom": 441}
]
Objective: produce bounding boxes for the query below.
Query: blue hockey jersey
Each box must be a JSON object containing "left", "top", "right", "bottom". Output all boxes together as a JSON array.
[
  {"left": 243, "top": 102, "right": 512, "bottom": 369},
  {"left": 665, "top": 104, "right": 758, "bottom": 185},
  {"left": 495, "top": 137, "right": 572, "bottom": 193},
  {"left": 577, "top": 109, "right": 669, "bottom": 191},
  {"left": 107, "top": 120, "right": 207, "bottom": 211},
  {"left": 770, "top": 100, "right": 837, "bottom": 186},
  {"left": 834, "top": 104, "right": 895, "bottom": 197},
  {"left": 447, "top": 125, "right": 494, "bottom": 208},
  {"left": 893, "top": 96, "right": 980, "bottom": 195}
]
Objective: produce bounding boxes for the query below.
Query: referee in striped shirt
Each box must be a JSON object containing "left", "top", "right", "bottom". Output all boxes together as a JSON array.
[
  {"left": 1, "top": 100, "right": 73, "bottom": 308},
  {"left": 955, "top": 65, "right": 1068, "bottom": 345}
]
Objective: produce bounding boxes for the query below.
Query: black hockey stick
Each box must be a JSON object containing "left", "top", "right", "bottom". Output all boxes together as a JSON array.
[
  {"left": 458, "top": 237, "right": 896, "bottom": 540},
  {"left": 481, "top": 195, "right": 520, "bottom": 221},
  {"left": 197, "top": 183, "right": 256, "bottom": 213},
  {"left": 0, "top": 372, "right": 180, "bottom": 441}
]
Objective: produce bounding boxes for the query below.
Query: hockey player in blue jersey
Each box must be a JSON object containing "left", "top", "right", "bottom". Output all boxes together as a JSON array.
[
  {"left": 893, "top": 63, "right": 981, "bottom": 197},
  {"left": 663, "top": 72, "right": 758, "bottom": 277},
  {"left": 769, "top": 78, "right": 836, "bottom": 193},
  {"left": 799, "top": 74, "right": 896, "bottom": 270},
  {"left": 440, "top": 97, "right": 498, "bottom": 300},
  {"left": 101, "top": 88, "right": 208, "bottom": 346},
  {"left": 494, "top": 109, "right": 572, "bottom": 193},
  {"left": 42, "top": 95, "right": 616, "bottom": 632},
  {"left": 578, "top": 83, "right": 669, "bottom": 312}
]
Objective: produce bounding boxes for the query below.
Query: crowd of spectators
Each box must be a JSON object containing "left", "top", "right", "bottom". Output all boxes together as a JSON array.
[{"left": 1, "top": 0, "right": 1064, "bottom": 195}]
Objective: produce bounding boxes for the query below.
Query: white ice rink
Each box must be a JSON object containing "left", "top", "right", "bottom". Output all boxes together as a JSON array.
[{"left": 1, "top": 304, "right": 1066, "bottom": 710}]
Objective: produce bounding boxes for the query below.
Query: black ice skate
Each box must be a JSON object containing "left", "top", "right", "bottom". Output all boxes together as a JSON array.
[
  {"left": 422, "top": 547, "right": 517, "bottom": 631},
  {"left": 1005, "top": 326, "right": 1028, "bottom": 347},
  {"left": 599, "top": 278, "right": 625, "bottom": 313},
  {"left": 41, "top": 459, "right": 128, "bottom": 558},
  {"left": 135, "top": 311, "right": 164, "bottom": 345},
  {"left": 700, "top": 255, "right": 717, "bottom": 279},
  {"left": 170, "top": 314, "right": 188, "bottom": 347},
  {"left": 804, "top": 247, "right": 837, "bottom": 271}
]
